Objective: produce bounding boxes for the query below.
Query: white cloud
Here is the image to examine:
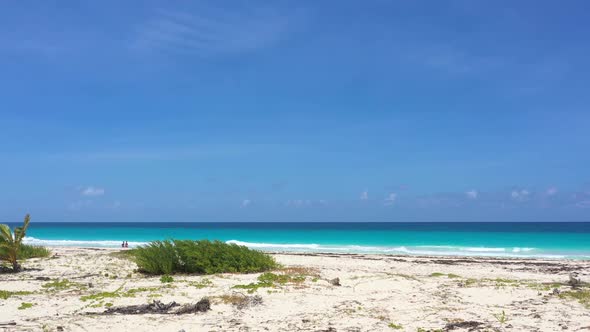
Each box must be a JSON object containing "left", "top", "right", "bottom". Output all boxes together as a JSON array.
[
  {"left": 466, "top": 190, "right": 478, "bottom": 199},
  {"left": 511, "top": 189, "right": 530, "bottom": 200},
  {"left": 384, "top": 193, "right": 397, "bottom": 206},
  {"left": 360, "top": 190, "right": 369, "bottom": 201},
  {"left": 81, "top": 186, "right": 105, "bottom": 196},
  {"left": 241, "top": 199, "right": 251, "bottom": 208},
  {"left": 546, "top": 187, "right": 558, "bottom": 196}
]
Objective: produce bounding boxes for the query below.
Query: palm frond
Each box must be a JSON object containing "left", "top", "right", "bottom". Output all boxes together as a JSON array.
[
  {"left": 14, "top": 214, "right": 30, "bottom": 243},
  {"left": 0, "top": 224, "right": 14, "bottom": 245}
]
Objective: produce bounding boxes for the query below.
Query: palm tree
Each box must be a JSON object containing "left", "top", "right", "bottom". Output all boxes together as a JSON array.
[{"left": 0, "top": 214, "right": 30, "bottom": 272}]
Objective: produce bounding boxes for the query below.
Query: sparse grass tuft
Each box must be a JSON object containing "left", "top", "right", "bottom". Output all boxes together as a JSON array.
[
  {"left": 80, "top": 290, "right": 120, "bottom": 302},
  {"left": 160, "top": 275, "right": 174, "bottom": 283},
  {"left": 493, "top": 310, "right": 508, "bottom": 324},
  {"left": 215, "top": 293, "right": 263, "bottom": 309},
  {"left": 388, "top": 323, "right": 403, "bottom": 329},
  {"left": 559, "top": 289, "right": 590, "bottom": 308},
  {"left": 81, "top": 285, "right": 124, "bottom": 302},
  {"left": 189, "top": 278, "right": 213, "bottom": 289},
  {"left": 17, "top": 302, "right": 34, "bottom": 310},
  {"left": 133, "top": 240, "right": 278, "bottom": 275},
  {"left": 42, "top": 279, "right": 86, "bottom": 292},
  {"left": 430, "top": 272, "right": 461, "bottom": 279},
  {"left": 122, "top": 287, "right": 159, "bottom": 297},
  {"left": 0, "top": 290, "right": 33, "bottom": 300},
  {"left": 233, "top": 270, "right": 313, "bottom": 293}
]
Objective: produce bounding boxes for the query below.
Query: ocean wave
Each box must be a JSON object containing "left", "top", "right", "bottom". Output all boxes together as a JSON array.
[
  {"left": 226, "top": 240, "right": 321, "bottom": 249},
  {"left": 22, "top": 236, "right": 583, "bottom": 259},
  {"left": 225, "top": 240, "right": 568, "bottom": 258}
]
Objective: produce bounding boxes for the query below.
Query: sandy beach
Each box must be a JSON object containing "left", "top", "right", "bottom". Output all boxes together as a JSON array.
[{"left": 1, "top": 247, "right": 589, "bottom": 332}]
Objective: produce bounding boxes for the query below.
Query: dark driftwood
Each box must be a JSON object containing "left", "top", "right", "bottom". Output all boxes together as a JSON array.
[
  {"left": 100, "top": 299, "right": 210, "bottom": 315},
  {"left": 444, "top": 321, "right": 484, "bottom": 331}
]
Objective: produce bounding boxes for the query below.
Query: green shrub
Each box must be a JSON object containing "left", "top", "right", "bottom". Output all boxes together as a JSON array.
[
  {"left": 17, "top": 245, "right": 51, "bottom": 259},
  {"left": 160, "top": 275, "right": 174, "bottom": 283},
  {"left": 0, "top": 244, "right": 50, "bottom": 264},
  {"left": 133, "top": 240, "right": 278, "bottom": 275}
]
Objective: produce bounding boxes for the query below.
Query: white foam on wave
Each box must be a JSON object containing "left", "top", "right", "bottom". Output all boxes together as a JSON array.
[
  {"left": 512, "top": 247, "right": 535, "bottom": 253},
  {"left": 24, "top": 237, "right": 148, "bottom": 248},
  {"left": 23, "top": 237, "right": 582, "bottom": 259},
  {"left": 226, "top": 240, "right": 568, "bottom": 258},
  {"left": 462, "top": 247, "right": 506, "bottom": 252},
  {"left": 226, "top": 240, "right": 321, "bottom": 249}
]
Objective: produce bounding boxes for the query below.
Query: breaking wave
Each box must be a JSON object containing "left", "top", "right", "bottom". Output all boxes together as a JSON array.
[{"left": 23, "top": 237, "right": 583, "bottom": 259}]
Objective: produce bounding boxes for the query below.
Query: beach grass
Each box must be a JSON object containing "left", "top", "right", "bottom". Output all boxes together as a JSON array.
[
  {"left": 17, "top": 244, "right": 51, "bottom": 259},
  {"left": 0, "top": 290, "right": 33, "bottom": 300},
  {"left": 132, "top": 239, "right": 278, "bottom": 275}
]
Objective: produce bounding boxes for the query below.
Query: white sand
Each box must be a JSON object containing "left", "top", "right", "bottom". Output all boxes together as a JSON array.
[{"left": 1, "top": 247, "right": 590, "bottom": 331}]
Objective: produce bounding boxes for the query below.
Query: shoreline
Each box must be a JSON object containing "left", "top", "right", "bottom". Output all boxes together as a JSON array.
[{"left": 35, "top": 244, "right": 590, "bottom": 262}]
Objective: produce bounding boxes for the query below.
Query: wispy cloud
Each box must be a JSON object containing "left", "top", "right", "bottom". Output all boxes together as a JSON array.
[
  {"left": 360, "top": 190, "right": 369, "bottom": 201},
  {"left": 466, "top": 190, "right": 478, "bottom": 199},
  {"left": 511, "top": 189, "right": 530, "bottom": 201},
  {"left": 133, "top": 6, "right": 302, "bottom": 56},
  {"left": 241, "top": 199, "right": 251, "bottom": 208},
  {"left": 384, "top": 193, "right": 397, "bottom": 206},
  {"left": 545, "top": 187, "right": 558, "bottom": 196},
  {"left": 81, "top": 186, "right": 105, "bottom": 196}
]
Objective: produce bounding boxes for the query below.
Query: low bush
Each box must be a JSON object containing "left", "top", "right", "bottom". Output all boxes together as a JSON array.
[
  {"left": 133, "top": 240, "right": 278, "bottom": 275},
  {"left": 0, "top": 244, "right": 50, "bottom": 261},
  {"left": 17, "top": 245, "right": 51, "bottom": 259}
]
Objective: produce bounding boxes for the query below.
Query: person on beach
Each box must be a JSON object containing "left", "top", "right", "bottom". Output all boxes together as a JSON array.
[
  {"left": 121, "top": 241, "right": 125, "bottom": 248},
  {"left": 125, "top": 241, "right": 129, "bottom": 248}
]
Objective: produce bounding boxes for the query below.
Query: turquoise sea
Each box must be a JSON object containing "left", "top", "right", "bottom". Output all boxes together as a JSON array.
[{"left": 11, "top": 222, "right": 590, "bottom": 259}]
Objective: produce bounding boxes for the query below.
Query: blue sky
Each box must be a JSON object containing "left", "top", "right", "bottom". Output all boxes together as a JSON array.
[{"left": 1, "top": 0, "right": 589, "bottom": 222}]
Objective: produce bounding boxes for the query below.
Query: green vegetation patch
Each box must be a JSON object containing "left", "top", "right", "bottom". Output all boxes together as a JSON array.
[
  {"left": 560, "top": 289, "right": 590, "bottom": 308},
  {"left": 430, "top": 272, "right": 461, "bottom": 279},
  {"left": 189, "top": 278, "right": 213, "bottom": 289},
  {"left": 80, "top": 290, "right": 121, "bottom": 302},
  {"left": 123, "top": 287, "right": 160, "bottom": 297},
  {"left": 388, "top": 323, "right": 403, "bottom": 329},
  {"left": 42, "top": 279, "right": 86, "bottom": 292},
  {"left": 0, "top": 290, "right": 33, "bottom": 300},
  {"left": 83, "top": 285, "right": 164, "bottom": 302},
  {"left": 17, "top": 302, "right": 34, "bottom": 310},
  {"left": 17, "top": 245, "right": 51, "bottom": 259},
  {"left": 160, "top": 275, "right": 174, "bottom": 283},
  {"left": 233, "top": 271, "right": 311, "bottom": 294},
  {"left": 133, "top": 239, "right": 278, "bottom": 275}
]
